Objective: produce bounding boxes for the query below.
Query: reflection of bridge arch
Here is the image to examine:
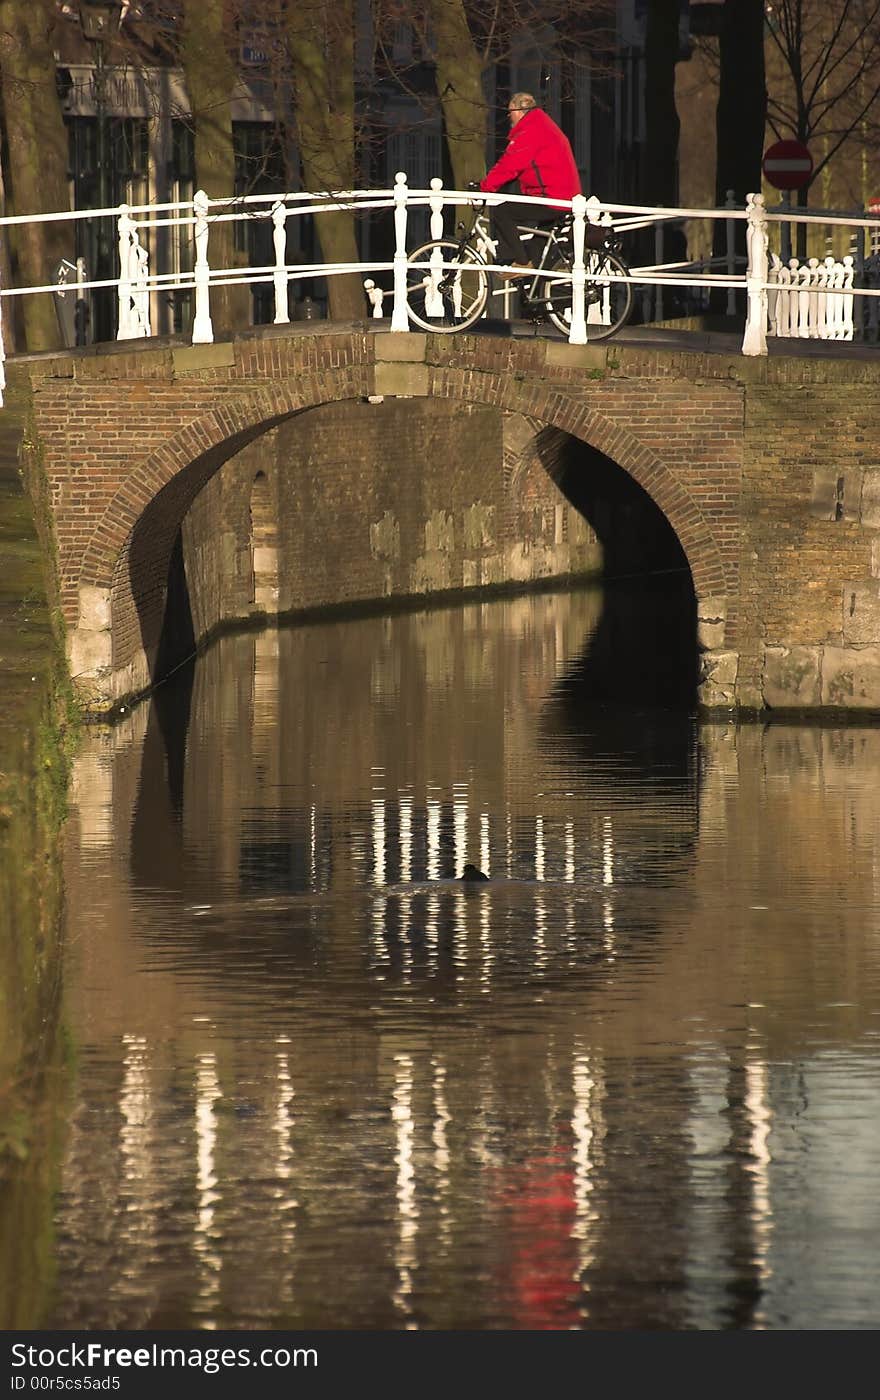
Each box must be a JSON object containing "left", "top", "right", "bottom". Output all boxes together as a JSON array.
[{"left": 81, "top": 365, "right": 727, "bottom": 707}]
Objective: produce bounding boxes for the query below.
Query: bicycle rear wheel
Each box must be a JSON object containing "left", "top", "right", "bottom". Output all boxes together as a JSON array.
[
  {"left": 406, "top": 239, "right": 488, "bottom": 333},
  {"left": 542, "top": 249, "right": 632, "bottom": 341}
]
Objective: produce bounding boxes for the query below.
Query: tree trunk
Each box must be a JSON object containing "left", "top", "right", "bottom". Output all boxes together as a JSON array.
[
  {"left": 715, "top": 0, "right": 767, "bottom": 206},
  {"left": 427, "top": 0, "right": 488, "bottom": 193},
  {"left": 180, "top": 0, "right": 251, "bottom": 334},
  {"left": 0, "top": 0, "right": 72, "bottom": 350},
  {"left": 285, "top": 1, "right": 364, "bottom": 321},
  {"left": 713, "top": 0, "right": 767, "bottom": 299},
  {"left": 643, "top": 0, "right": 687, "bottom": 289},
  {"left": 644, "top": 0, "right": 681, "bottom": 209}
]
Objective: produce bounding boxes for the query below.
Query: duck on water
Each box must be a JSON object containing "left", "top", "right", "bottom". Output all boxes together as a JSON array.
[
  {"left": 187, "top": 863, "right": 492, "bottom": 916},
  {"left": 460, "top": 863, "right": 489, "bottom": 883}
]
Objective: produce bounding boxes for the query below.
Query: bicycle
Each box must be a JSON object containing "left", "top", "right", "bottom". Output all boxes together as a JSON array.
[{"left": 405, "top": 199, "right": 633, "bottom": 340}]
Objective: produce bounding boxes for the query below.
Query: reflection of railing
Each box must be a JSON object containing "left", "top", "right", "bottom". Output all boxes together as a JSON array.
[{"left": 3, "top": 181, "right": 880, "bottom": 406}]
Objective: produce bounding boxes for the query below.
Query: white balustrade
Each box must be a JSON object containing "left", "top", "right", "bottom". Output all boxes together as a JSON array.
[
  {"left": 191, "top": 189, "right": 213, "bottom": 345},
  {"left": 1, "top": 177, "right": 879, "bottom": 385},
  {"left": 767, "top": 250, "right": 855, "bottom": 341},
  {"left": 272, "top": 201, "right": 290, "bottom": 325}
]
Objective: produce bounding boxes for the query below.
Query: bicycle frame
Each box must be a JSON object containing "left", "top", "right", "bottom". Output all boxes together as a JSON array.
[
  {"left": 461, "top": 205, "right": 569, "bottom": 286},
  {"left": 461, "top": 204, "right": 588, "bottom": 307}
]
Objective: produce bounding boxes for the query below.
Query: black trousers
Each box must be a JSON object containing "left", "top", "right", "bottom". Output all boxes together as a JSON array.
[{"left": 491, "top": 197, "right": 561, "bottom": 266}]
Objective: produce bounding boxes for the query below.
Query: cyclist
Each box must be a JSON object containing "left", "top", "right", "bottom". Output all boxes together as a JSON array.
[{"left": 478, "top": 93, "right": 581, "bottom": 273}]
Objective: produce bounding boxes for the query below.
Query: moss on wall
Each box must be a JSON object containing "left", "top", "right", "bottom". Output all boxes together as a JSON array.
[{"left": 0, "top": 372, "right": 77, "bottom": 1325}]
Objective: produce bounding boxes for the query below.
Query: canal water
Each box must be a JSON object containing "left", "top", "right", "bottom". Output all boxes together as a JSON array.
[{"left": 47, "top": 580, "right": 880, "bottom": 1329}]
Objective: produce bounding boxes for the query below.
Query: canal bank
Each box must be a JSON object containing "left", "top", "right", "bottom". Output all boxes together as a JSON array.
[{"left": 0, "top": 376, "right": 75, "bottom": 1327}]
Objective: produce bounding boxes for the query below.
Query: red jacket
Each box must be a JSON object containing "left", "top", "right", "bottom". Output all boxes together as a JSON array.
[{"left": 480, "top": 108, "right": 581, "bottom": 202}]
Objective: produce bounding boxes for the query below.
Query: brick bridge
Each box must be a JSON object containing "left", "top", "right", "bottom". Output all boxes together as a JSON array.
[{"left": 6, "top": 324, "right": 880, "bottom": 714}]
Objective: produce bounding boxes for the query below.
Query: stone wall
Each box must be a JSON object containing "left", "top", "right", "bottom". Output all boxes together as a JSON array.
[{"left": 738, "top": 367, "right": 880, "bottom": 710}]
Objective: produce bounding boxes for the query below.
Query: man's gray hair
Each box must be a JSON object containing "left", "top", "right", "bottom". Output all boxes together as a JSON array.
[{"left": 509, "top": 93, "right": 537, "bottom": 112}]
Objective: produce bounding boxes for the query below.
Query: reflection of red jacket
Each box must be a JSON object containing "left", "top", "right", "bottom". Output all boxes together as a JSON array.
[{"left": 480, "top": 108, "right": 581, "bottom": 202}]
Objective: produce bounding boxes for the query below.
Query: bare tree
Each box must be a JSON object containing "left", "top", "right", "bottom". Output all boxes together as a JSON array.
[
  {"left": 179, "top": 0, "right": 251, "bottom": 331},
  {"left": 765, "top": 0, "right": 880, "bottom": 206},
  {"left": 283, "top": 0, "right": 364, "bottom": 320},
  {"left": 644, "top": 0, "right": 681, "bottom": 210},
  {"left": 375, "top": 0, "right": 615, "bottom": 191},
  {"left": 426, "top": 0, "right": 488, "bottom": 191},
  {"left": 715, "top": 0, "right": 766, "bottom": 212},
  {"left": 0, "top": 0, "right": 72, "bottom": 350}
]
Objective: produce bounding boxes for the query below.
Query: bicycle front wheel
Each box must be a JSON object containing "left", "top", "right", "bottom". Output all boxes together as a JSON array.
[
  {"left": 406, "top": 240, "right": 489, "bottom": 333},
  {"left": 542, "top": 250, "right": 633, "bottom": 341}
]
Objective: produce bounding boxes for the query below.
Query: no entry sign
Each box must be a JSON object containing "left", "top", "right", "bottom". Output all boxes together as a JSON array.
[{"left": 762, "top": 139, "right": 813, "bottom": 190}]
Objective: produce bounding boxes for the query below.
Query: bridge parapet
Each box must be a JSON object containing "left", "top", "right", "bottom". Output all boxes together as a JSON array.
[{"left": 3, "top": 185, "right": 880, "bottom": 399}]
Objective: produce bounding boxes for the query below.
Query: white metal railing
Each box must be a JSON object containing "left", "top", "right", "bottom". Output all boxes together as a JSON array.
[{"left": 2, "top": 181, "right": 880, "bottom": 406}]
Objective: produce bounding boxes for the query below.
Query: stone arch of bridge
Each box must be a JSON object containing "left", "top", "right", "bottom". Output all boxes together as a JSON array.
[{"left": 78, "top": 367, "right": 729, "bottom": 699}]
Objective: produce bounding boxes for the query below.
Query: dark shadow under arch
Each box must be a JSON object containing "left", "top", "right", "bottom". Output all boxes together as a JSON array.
[
  {"left": 115, "top": 415, "right": 296, "bottom": 684},
  {"left": 532, "top": 427, "right": 694, "bottom": 580},
  {"left": 519, "top": 425, "right": 699, "bottom": 707}
]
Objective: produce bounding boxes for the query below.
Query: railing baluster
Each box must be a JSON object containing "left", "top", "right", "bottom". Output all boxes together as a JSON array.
[
  {"left": 426, "top": 177, "right": 445, "bottom": 317},
  {"left": 272, "top": 201, "right": 290, "bottom": 325},
  {"left": 117, "top": 203, "right": 134, "bottom": 339},
  {"left": 363, "top": 279, "right": 385, "bottom": 317},
  {"left": 568, "top": 193, "right": 587, "bottom": 344},
  {"left": 786, "top": 261, "right": 799, "bottom": 336},
  {"left": 807, "top": 257, "right": 820, "bottom": 337},
  {"left": 797, "top": 259, "right": 811, "bottom": 337},
  {"left": 129, "top": 235, "right": 150, "bottom": 337},
  {"left": 742, "top": 191, "right": 768, "bottom": 356},
  {"left": 777, "top": 261, "right": 792, "bottom": 336},
  {"left": 117, "top": 206, "right": 151, "bottom": 341},
  {"left": 767, "top": 253, "right": 780, "bottom": 336},
  {"left": 192, "top": 189, "right": 214, "bottom": 345},
  {"left": 584, "top": 196, "right": 604, "bottom": 327},
  {"left": 725, "top": 189, "right": 737, "bottom": 317},
  {"left": 390, "top": 171, "right": 410, "bottom": 332},
  {"left": 841, "top": 254, "right": 855, "bottom": 340}
]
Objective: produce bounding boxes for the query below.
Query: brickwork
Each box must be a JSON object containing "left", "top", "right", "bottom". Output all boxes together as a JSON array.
[
  {"left": 181, "top": 398, "right": 600, "bottom": 644},
  {"left": 8, "top": 327, "right": 880, "bottom": 713},
  {"left": 740, "top": 376, "right": 880, "bottom": 707}
]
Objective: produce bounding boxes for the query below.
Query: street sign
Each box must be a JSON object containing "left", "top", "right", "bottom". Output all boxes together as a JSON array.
[{"left": 762, "top": 139, "right": 813, "bottom": 191}]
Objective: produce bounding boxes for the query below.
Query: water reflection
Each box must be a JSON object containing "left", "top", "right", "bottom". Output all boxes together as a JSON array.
[{"left": 49, "top": 584, "right": 880, "bottom": 1329}]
